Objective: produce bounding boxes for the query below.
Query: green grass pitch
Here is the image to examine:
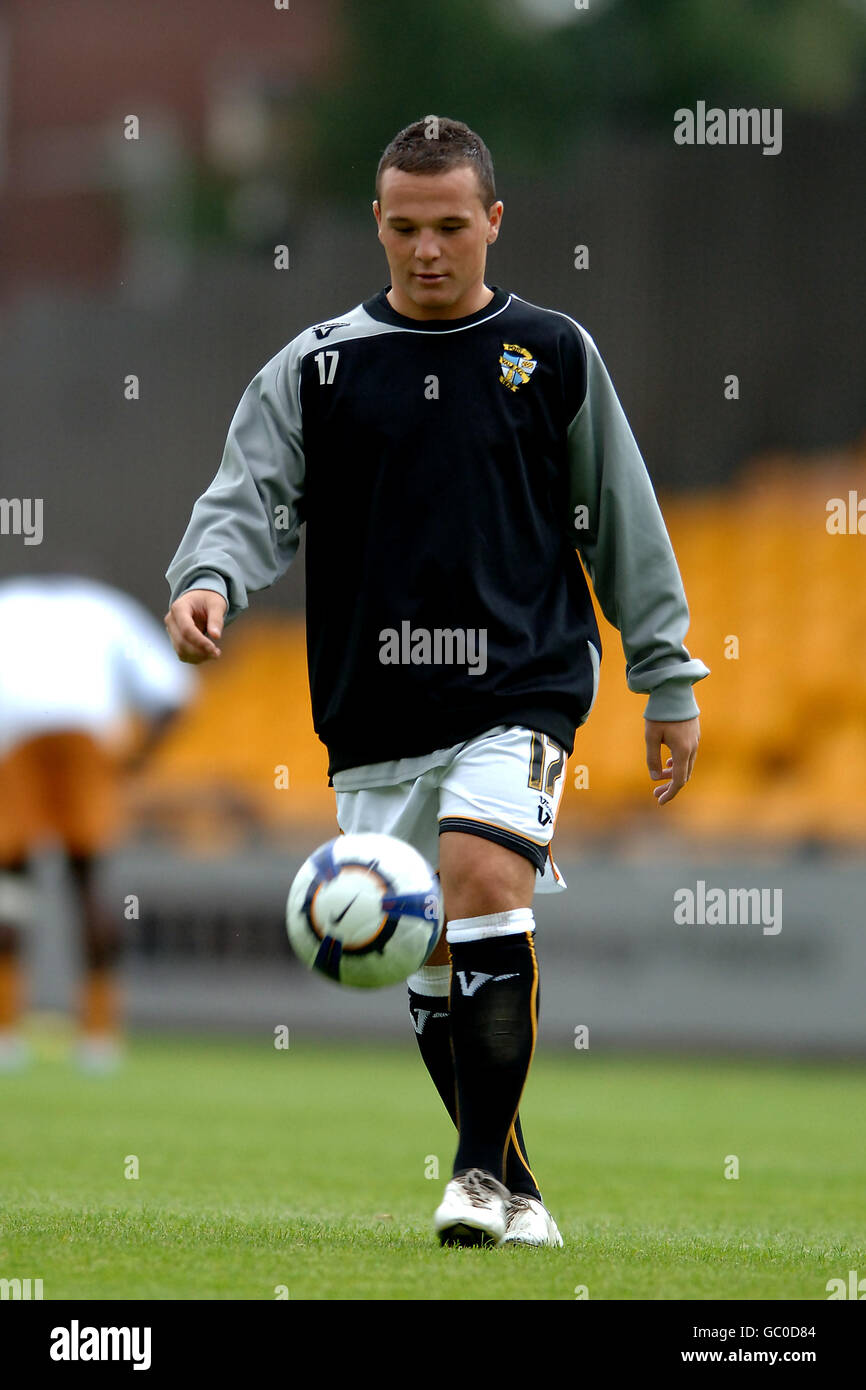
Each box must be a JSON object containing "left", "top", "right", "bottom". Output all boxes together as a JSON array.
[{"left": 1, "top": 1031, "right": 864, "bottom": 1300}]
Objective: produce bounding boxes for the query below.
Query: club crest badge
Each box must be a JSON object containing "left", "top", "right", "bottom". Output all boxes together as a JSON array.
[{"left": 498, "top": 342, "right": 538, "bottom": 392}]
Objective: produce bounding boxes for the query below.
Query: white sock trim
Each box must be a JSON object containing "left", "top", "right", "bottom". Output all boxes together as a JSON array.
[
  {"left": 446, "top": 908, "right": 535, "bottom": 944},
  {"left": 406, "top": 963, "right": 452, "bottom": 996}
]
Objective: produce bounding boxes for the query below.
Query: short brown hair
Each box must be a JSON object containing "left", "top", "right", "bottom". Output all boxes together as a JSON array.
[{"left": 375, "top": 116, "right": 497, "bottom": 210}]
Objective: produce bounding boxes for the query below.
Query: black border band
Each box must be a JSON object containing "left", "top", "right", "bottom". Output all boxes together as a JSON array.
[{"left": 438, "top": 817, "right": 547, "bottom": 873}]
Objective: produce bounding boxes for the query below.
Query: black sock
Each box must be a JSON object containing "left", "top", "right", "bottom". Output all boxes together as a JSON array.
[
  {"left": 448, "top": 932, "right": 539, "bottom": 1186},
  {"left": 408, "top": 991, "right": 454, "bottom": 1116},
  {"left": 408, "top": 983, "right": 541, "bottom": 1200},
  {"left": 505, "top": 1113, "right": 541, "bottom": 1200}
]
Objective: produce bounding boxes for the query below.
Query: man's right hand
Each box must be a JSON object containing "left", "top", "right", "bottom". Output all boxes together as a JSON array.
[{"left": 164, "top": 588, "right": 228, "bottom": 664}]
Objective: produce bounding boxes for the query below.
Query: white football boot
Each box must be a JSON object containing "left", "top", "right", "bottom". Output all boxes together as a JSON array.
[
  {"left": 434, "top": 1168, "right": 511, "bottom": 1247},
  {"left": 500, "top": 1194, "right": 564, "bottom": 1247}
]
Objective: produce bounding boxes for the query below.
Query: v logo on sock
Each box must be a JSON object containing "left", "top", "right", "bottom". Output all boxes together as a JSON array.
[
  {"left": 456, "top": 971, "right": 491, "bottom": 996},
  {"left": 455, "top": 970, "right": 519, "bottom": 997},
  {"left": 410, "top": 1007, "right": 448, "bottom": 1034}
]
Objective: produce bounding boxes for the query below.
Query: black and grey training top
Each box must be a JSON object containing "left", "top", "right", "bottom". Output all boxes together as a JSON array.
[{"left": 166, "top": 285, "right": 709, "bottom": 777}]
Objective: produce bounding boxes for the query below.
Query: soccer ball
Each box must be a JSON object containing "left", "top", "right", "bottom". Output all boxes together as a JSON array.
[{"left": 286, "top": 833, "right": 443, "bottom": 988}]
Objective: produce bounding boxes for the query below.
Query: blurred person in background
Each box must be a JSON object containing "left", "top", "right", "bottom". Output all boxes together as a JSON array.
[{"left": 0, "top": 574, "right": 195, "bottom": 1072}]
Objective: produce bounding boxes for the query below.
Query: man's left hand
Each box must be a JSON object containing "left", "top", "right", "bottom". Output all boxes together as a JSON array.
[{"left": 644, "top": 716, "right": 701, "bottom": 805}]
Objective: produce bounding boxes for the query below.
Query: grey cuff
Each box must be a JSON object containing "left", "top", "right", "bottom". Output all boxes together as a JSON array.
[
  {"left": 179, "top": 571, "right": 229, "bottom": 604},
  {"left": 644, "top": 681, "right": 702, "bottom": 722}
]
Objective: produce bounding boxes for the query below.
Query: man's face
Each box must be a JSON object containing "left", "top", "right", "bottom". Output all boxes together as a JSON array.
[{"left": 373, "top": 164, "right": 503, "bottom": 320}]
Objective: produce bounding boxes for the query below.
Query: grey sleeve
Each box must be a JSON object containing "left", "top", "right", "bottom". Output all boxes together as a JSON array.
[
  {"left": 567, "top": 327, "right": 709, "bottom": 721},
  {"left": 165, "top": 343, "right": 305, "bottom": 624}
]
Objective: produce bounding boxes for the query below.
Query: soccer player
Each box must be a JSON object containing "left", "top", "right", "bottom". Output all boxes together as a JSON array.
[
  {"left": 165, "top": 117, "right": 708, "bottom": 1247},
  {"left": 0, "top": 574, "right": 195, "bottom": 1072}
]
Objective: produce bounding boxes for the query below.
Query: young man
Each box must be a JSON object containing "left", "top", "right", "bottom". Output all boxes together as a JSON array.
[{"left": 165, "top": 117, "right": 708, "bottom": 1248}]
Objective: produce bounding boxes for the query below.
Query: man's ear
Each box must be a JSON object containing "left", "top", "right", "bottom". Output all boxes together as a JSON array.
[{"left": 373, "top": 199, "right": 386, "bottom": 243}]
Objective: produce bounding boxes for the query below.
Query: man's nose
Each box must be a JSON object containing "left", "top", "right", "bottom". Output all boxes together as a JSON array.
[{"left": 415, "top": 231, "right": 441, "bottom": 261}]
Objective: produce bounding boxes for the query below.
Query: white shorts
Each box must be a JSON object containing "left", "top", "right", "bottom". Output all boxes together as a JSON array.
[{"left": 333, "top": 725, "right": 567, "bottom": 894}]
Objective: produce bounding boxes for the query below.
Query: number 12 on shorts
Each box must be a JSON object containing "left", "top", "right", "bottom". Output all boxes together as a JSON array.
[{"left": 527, "top": 732, "right": 565, "bottom": 796}]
